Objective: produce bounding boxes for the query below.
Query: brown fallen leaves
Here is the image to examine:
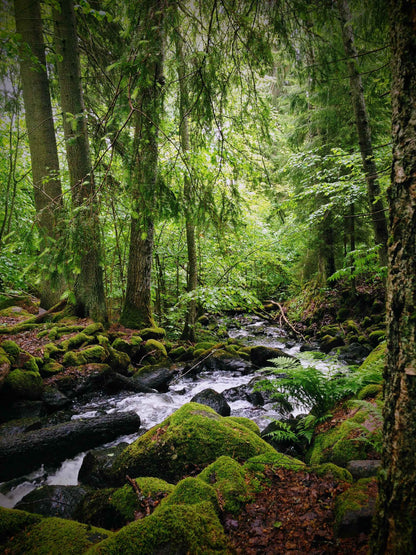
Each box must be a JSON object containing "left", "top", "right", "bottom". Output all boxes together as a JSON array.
[{"left": 225, "top": 466, "right": 370, "bottom": 555}]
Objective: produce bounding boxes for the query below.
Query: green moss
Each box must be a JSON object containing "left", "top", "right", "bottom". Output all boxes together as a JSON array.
[
  {"left": 67, "top": 333, "right": 95, "bottom": 350},
  {"left": 88, "top": 502, "right": 228, "bottom": 554},
  {"left": 110, "top": 478, "right": 174, "bottom": 523},
  {"left": 3, "top": 514, "right": 112, "bottom": 554},
  {"left": 0, "top": 506, "right": 42, "bottom": 542},
  {"left": 1, "top": 340, "right": 20, "bottom": 363},
  {"left": 169, "top": 345, "right": 187, "bottom": 359},
  {"left": 143, "top": 339, "right": 167, "bottom": 357},
  {"left": 313, "top": 463, "right": 353, "bottom": 483},
  {"left": 334, "top": 478, "right": 376, "bottom": 534},
  {"left": 359, "top": 342, "right": 386, "bottom": 374},
  {"left": 194, "top": 341, "right": 218, "bottom": 351},
  {"left": 4, "top": 369, "right": 43, "bottom": 400},
  {"left": 111, "top": 403, "right": 276, "bottom": 483},
  {"left": 244, "top": 452, "right": 305, "bottom": 475},
  {"left": 307, "top": 406, "right": 381, "bottom": 467},
  {"left": 357, "top": 383, "right": 383, "bottom": 400},
  {"left": 224, "top": 416, "right": 260, "bottom": 435},
  {"left": 63, "top": 345, "right": 107, "bottom": 367},
  {"left": 40, "top": 361, "right": 64, "bottom": 376},
  {"left": 139, "top": 327, "right": 166, "bottom": 340},
  {"left": 198, "top": 456, "right": 253, "bottom": 514},
  {"left": 84, "top": 323, "right": 105, "bottom": 335},
  {"left": 43, "top": 342, "right": 63, "bottom": 359},
  {"left": 161, "top": 477, "right": 219, "bottom": 512},
  {"left": 368, "top": 330, "right": 386, "bottom": 346},
  {"left": 107, "top": 347, "right": 131, "bottom": 371},
  {"left": 21, "top": 353, "right": 39, "bottom": 373}
]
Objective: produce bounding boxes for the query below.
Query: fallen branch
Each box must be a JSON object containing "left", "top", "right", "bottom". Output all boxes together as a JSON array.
[{"left": 265, "top": 300, "right": 307, "bottom": 343}]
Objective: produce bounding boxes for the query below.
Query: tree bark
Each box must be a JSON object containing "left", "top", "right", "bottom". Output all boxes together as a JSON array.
[
  {"left": 14, "top": 0, "right": 64, "bottom": 308},
  {"left": 371, "top": 0, "right": 416, "bottom": 552},
  {"left": 53, "top": 0, "right": 107, "bottom": 322},
  {"left": 337, "top": 0, "right": 388, "bottom": 266},
  {"left": 175, "top": 30, "right": 198, "bottom": 342},
  {"left": 120, "top": 0, "right": 165, "bottom": 329}
]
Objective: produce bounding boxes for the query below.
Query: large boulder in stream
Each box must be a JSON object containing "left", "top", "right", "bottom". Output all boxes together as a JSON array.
[
  {"left": 108, "top": 402, "right": 277, "bottom": 484},
  {"left": 15, "top": 485, "right": 89, "bottom": 520},
  {"left": 190, "top": 388, "right": 231, "bottom": 416},
  {"left": 0, "top": 411, "right": 141, "bottom": 481},
  {"left": 249, "top": 345, "right": 290, "bottom": 367},
  {"left": 132, "top": 363, "right": 181, "bottom": 392}
]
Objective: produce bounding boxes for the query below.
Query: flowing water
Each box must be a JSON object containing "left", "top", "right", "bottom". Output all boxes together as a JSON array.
[{"left": 0, "top": 315, "right": 343, "bottom": 508}]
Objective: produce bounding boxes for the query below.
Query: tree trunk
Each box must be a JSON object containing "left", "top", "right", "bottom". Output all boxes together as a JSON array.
[
  {"left": 14, "top": 0, "right": 64, "bottom": 308},
  {"left": 53, "top": 0, "right": 107, "bottom": 322},
  {"left": 337, "top": 0, "right": 388, "bottom": 266},
  {"left": 175, "top": 30, "right": 198, "bottom": 342},
  {"left": 120, "top": 0, "right": 165, "bottom": 329},
  {"left": 371, "top": 0, "right": 416, "bottom": 552}
]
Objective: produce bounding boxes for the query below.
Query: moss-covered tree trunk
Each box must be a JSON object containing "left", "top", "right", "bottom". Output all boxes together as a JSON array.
[
  {"left": 120, "top": 0, "right": 165, "bottom": 329},
  {"left": 337, "top": 0, "right": 388, "bottom": 267},
  {"left": 175, "top": 30, "right": 198, "bottom": 342},
  {"left": 14, "top": 0, "right": 64, "bottom": 308},
  {"left": 53, "top": 0, "right": 107, "bottom": 322},
  {"left": 371, "top": 0, "right": 416, "bottom": 552}
]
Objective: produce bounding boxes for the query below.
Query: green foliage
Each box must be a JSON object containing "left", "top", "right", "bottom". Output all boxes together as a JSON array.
[{"left": 327, "top": 246, "right": 387, "bottom": 282}]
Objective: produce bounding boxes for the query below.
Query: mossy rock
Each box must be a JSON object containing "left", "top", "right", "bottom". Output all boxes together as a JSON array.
[
  {"left": 194, "top": 341, "right": 219, "bottom": 352},
  {"left": 362, "top": 316, "right": 373, "bottom": 328},
  {"left": 110, "top": 403, "right": 277, "bottom": 484},
  {"left": 43, "top": 342, "right": 63, "bottom": 359},
  {"left": 0, "top": 509, "right": 112, "bottom": 554},
  {"left": 334, "top": 477, "right": 377, "bottom": 537},
  {"left": 0, "top": 347, "right": 11, "bottom": 387},
  {"left": 224, "top": 416, "right": 260, "bottom": 435},
  {"left": 198, "top": 456, "right": 253, "bottom": 514},
  {"left": 143, "top": 339, "right": 167, "bottom": 358},
  {"left": 84, "top": 323, "right": 105, "bottom": 335},
  {"left": 169, "top": 345, "right": 187, "bottom": 360},
  {"left": 0, "top": 305, "right": 32, "bottom": 318},
  {"left": 307, "top": 405, "right": 382, "bottom": 467},
  {"left": 336, "top": 308, "right": 350, "bottom": 321},
  {"left": 40, "top": 361, "right": 64, "bottom": 377},
  {"left": 4, "top": 369, "right": 43, "bottom": 400},
  {"left": 110, "top": 338, "right": 142, "bottom": 362},
  {"left": 244, "top": 452, "right": 305, "bottom": 476},
  {"left": 368, "top": 329, "right": 386, "bottom": 346},
  {"left": 161, "top": 477, "right": 219, "bottom": 512},
  {"left": 357, "top": 383, "right": 383, "bottom": 400},
  {"left": 320, "top": 334, "right": 345, "bottom": 353},
  {"left": 139, "top": 327, "right": 166, "bottom": 340},
  {"left": 19, "top": 352, "right": 40, "bottom": 373},
  {"left": 358, "top": 342, "right": 386, "bottom": 374},
  {"left": 110, "top": 477, "right": 175, "bottom": 523},
  {"left": 88, "top": 501, "right": 228, "bottom": 554},
  {"left": 63, "top": 345, "right": 107, "bottom": 367},
  {"left": 106, "top": 347, "right": 131, "bottom": 372},
  {"left": 312, "top": 463, "right": 353, "bottom": 483},
  {"left": 345, "top": 320, "right": 360, "bottom": 334},
  {"left": 67, "top": 333, "right": 95, "bottom": 350},
  {"left": 1, "top": 339, "right": 20, "bottom": 364},
  {"left": 0, "top": 506, "right": 42, "bottom": 543}
]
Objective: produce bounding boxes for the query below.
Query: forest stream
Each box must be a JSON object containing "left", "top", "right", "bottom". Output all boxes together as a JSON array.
[{"left": 0, "top": 315, "right": 343, "bottom": 509}]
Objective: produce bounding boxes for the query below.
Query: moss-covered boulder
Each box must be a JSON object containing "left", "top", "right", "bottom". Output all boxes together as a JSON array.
[
  {"left": 198, "top": 456, "right": 253, "bottom": 514},
  {"left": 0, "top": 508, "right": 112, "bottom": 554},
  {"left": 3, "top": 369, "right": 43, "bottom": 400},
  {"left": 111, "top": 337, "right": 143, "bottom": 362},
  {"left": 243, "top": 451, "right": 305, "bottom": 475},
  {"left": 312, "top": 462, "right": 353, "bottom": 483},
  {"left": 0, "top": 346, "right": 11, "bottom": 389},
  {"left": 132, "top": 363, "right": 178, "bottom": 392},
  {"left": 84, "top": 323, "right": 105, "bottom": 336},
  {"left": 359, "top": 341, "right": 386, "bottom": 374},
  {"left": 87, "top": 502, "right": 228, "bottom": 554},
  {"left": 110, "top": 403, "right": 277, "bottom": 484},
  {"left": 40, "top": 361, "right": 64, "bottom": 377},
  {"left": 143, "top": 338, "right": 167, "bottom": 360},
  {"left": 161, "top": 477, "right": 219, "bottom": 512},
  {"left": 334, "top": 478, "right": 378, "bottom": 537},
  {"left": 307, "top": 403, "right": 382, "bottom": 467},
  {"left": 1, "top": 339, "right": 21, "bottom": 364},
  {"left": 139, "top": 326, "right": 166, "bottom": 340},
  {"left": 67, "top": 333, "right": 95, "bottom": 350},
  {"left": 63, "top": 345, "right": 107, "bottom": 367}
]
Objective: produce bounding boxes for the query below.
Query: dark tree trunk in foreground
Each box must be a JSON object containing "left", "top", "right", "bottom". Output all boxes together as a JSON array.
[
  {"left": 53, "top": 0, "right": 107, "bottom": 322},
  {"left": 120, "top": 0, "right": 165, "bottom": 329},
  {"left": 371, "top": 0, "right": 416, "bottom": 552},
  {"left": 337, "top": 0, "right": 388, "bottom": 266},
  {"left": 14, "top": 0, "right": 64, "bottom": 308},
  {"left": 175, "top": 30, "right": 198, "bottom": 342}
]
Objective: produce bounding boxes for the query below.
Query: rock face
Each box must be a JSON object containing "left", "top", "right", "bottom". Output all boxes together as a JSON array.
[
  {"left": 0, "top": 411, "right": 141, "bottom": 481},
  {"left": 15, "top": 485, "right": 89, "bottom": 520},
  {"left": 249, "top": 346, "right": 289, "bottom": 367},
  {"left": 190, "top": 388, "right": 231, "bottom": 416},
  {"left": 108, "top": 402, "right": 277, "bottom": 484},
  {"left": 334, "top": 478, "right": 378, "bottom": 538}
]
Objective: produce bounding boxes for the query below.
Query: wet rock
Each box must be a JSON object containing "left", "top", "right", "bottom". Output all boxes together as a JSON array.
[
  {"left": 299, "top": 342, "right": 319, "bottom": 352},
  {"left": 346, "top": 460, "right": 381, "bottom": 480},
  {"left": 249, "top": 346, "right": 289, "bottom": 367},
  {"left": 337, "top": 343, "right": 372, "bottom": 364},
  {"left": 190, "top": 388, "right": 231, "bottom": 416},
  {"left": 222, "top": 378, "right": 265, "bottom": 407},
  {"left": 334, "top": 478, "right": 377, "bottom": 538},
  {"left": 198, "top": 352, "right": 254, "bottom": 374},
  {"left": 78, "top": 443, "right": 128, "bottom": 488},
  {"left": 0, "top": 400, "right": 45, "bottom": 423},
  {"left": 132, "top": 363, "right": 180, "bottom": 392},
  {"left": 15, "top": 485, "right": 89, "bottom": 519},
  {"left": 41, "top": 387, "right": 72, "bottom": 413},
  {"left": 0, "top": 411, "right": 141, "bottom": 481},
  {"left": 103, "top": 371, "right": 157, "bottom": 394}
]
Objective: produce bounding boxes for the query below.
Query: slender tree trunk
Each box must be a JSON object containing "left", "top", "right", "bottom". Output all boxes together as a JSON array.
[
  {"left": 175, "top": 30, "right": 198, "bottom": 342},
  {"left": 53, "top": 0, "right": 107, "bottom": 322},
  {"left": 120, "top": 0, "right": 165, "bottom": 329},
  {"left": 371, "top": 1, "right": 416, "bottom": 552},
  {"left": 317, "top": 210, "right": 336, "bottom": 283},
  {"left": 337, "top": 0, "right": 388, "bottom": 266},
  {"left": 14, "top": 0, "right": 64, "bottom": 308}
]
